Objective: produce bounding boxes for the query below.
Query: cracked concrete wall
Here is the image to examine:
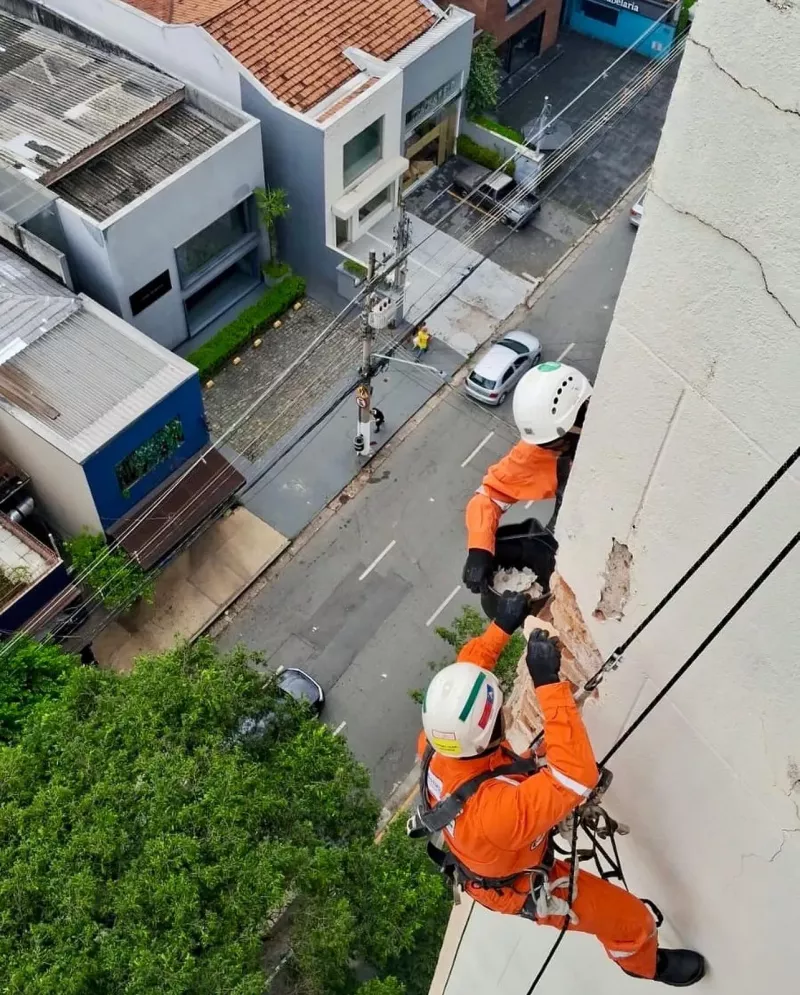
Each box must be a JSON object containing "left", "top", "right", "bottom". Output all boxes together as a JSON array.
[{"left": 438, "top": 2, "right": 800, "bottom": 993}]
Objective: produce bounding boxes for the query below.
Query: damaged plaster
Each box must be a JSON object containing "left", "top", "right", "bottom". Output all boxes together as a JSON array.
[{"left": 593, "top": 539, "right": 633, "bottom": 621}]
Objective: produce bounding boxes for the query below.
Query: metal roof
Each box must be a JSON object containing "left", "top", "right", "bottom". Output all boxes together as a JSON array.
[
  {"left": 0, "top": 241, "right": 194, "bottom": 461},
  {"left": 52, "top": 103, "right": 231, "bottom": 221},
  {"left": 0, "top": 11, "right": 182, "bottom": 183}
]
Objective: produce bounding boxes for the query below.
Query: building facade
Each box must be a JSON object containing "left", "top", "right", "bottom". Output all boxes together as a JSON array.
[
  {"left": 563, "top": 0, "right": 677, "bottom": 56},
  {"left": 430, "top": 0, "right": 800, "bottom": 992},
  {"left": 0, "top": 241, "right": 243, "bottom": 564},
  {"left": 38, "top": 0, "right": 475, "bottom": 299},
  {"left": 453, "top": 0, "right": 562, "bottom": 72},
  {"left": 0, "top": 2, "right": 265, "bottom": 350}
]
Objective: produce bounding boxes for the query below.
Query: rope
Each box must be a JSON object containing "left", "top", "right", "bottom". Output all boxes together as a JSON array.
[{"left": 521, "top": 518, "right": 799, "bottom": 994}]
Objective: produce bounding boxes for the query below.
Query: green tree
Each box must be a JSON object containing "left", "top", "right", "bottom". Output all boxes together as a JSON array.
[
  {"left": 678, "top": 0, "right": 697, "bottom": 33},
  {"left": 65, "top": 530, "right": 154, "bottom": 611},
  {"left": 355, "top": 980, "right": 405, "bottom": 995},
  {"left": 410, "top": 604, "right": 524, "bottom": 703},
  {"left": 466, "top": 34, "right": 500, "bottom": 118},
  {"left": 0, "top": 639, "right": 379, "bottom": 994},
  {"left": 0, "top": 636, "right": 77, "bottom": 744},
  {"left": 255, "top": 186, "right": 291, "bottom": 263}
]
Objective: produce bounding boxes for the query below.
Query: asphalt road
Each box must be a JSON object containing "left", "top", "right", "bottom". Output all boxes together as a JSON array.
[{"left": 217, "top": 197, "right": 639, "bottom": 799}]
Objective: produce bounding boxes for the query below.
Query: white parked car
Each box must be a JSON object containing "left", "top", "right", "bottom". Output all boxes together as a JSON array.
[
  {"left": 630, "top": 193, "right": 645, "bottom": 228},
  {"left": 465, "top": 331, "right": 542, "bottom": 406}
]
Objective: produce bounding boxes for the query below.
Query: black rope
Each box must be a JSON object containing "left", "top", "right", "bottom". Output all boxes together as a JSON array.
[
  {"left": 600, "top": 528, "right": 799, "bottom": 766},
  {"left": 523, "top": 528, "right": 798, "bottom": 995},
  {"left": 599, "top": 443, "right": 799, "bottom": 674},
  {"left": 519, "top": 444, "right": 799, "bottom": 995}
]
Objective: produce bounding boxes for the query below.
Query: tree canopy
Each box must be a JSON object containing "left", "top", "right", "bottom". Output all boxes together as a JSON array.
[{"left": 0, "top": 639, "right": 449, "bottom": 995}]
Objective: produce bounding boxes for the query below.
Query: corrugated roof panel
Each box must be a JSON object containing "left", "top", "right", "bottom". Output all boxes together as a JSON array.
[
  {"left": 0, "top": 12, "right": 182, "bottom": 181},
  {"left": 6, "top": 308, "right": 189, "bottom": 451}
]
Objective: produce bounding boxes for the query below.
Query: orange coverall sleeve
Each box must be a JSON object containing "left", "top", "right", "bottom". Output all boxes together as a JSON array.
[
  {"left": 465, "top": 442, "right": 559, "bottom": 553},
  {"left": 476, "top": 682, "right": 599, "bottom": 851},
  {"left": 455, "top": 622, "right": 510, "bottom": 672}
]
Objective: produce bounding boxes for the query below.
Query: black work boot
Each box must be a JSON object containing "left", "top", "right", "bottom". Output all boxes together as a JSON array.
[{"left": 654, "top": 949, "right": 706, "bottom": 986}]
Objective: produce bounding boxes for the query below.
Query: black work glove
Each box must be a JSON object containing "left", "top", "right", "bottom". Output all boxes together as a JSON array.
[
  {"left": 526, "top": 629, "right": 562, "bottom": 687},
  {"left": 494, "top": 592, "right": 530, "bottom": 636},
  {"left": 462, "top": 548, "right": 494, "bottom": 593}
]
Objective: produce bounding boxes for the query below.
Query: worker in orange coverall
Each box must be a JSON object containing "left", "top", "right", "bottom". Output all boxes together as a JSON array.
[
  {"left": 411, "top": 593, "right": 706, "bottom": 987},
  {"left": 463, "top": 361, "right": 592, "bottom": 594}
]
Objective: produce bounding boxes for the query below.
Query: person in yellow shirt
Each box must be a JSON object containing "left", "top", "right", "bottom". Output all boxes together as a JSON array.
[{"left": 412, "top": 324, "right": 430, "bottom": 361}]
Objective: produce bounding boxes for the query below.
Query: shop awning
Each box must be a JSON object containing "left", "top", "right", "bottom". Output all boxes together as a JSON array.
[{"left": 107, "top": 447, "right": 244, "bottom": 570}]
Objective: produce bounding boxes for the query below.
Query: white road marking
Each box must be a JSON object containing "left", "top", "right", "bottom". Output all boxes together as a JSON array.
[
  {"left": 358, "top": 539, "right": 396, "bottom": 580},
  {"left": 461, "top": 431, "right": 494, "bottom": 468},
  {"left": 333, "top": 721, "right": 347, "bottom": 736},
  {"left": 426, "top": 585, "right": 463, "bottom": 627},
  {"left": 521, "top": 271, "right": 539, "bottom": 285},
  {"left": 525, "top": 500, "right": 534, "bottom": 509},
  {"left": 556, "top": 342, "right": 575, "bottom": 362}
]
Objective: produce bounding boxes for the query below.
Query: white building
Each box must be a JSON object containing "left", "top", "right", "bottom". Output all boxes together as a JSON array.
[
  {"left": 431, "top": 0, "right": 800, "bottom": 992},
  {"left": 36, "top": 0, "right": 475, "bottom": 298}
]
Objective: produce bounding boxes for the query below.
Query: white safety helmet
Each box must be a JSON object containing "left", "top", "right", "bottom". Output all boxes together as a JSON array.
[
  {"left": 422, "top": 663, "right": 504, "bottom": 758},
  {"left": 512, "top": 362, "right": 593, "bottom": 446}
]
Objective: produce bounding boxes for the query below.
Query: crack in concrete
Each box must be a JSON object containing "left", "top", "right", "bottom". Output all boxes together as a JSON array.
[
  {"left": 690, "top": 37, "right": 800, "bottom": 119},
  {"left": 654, "top": 191, "right": 800, "bottom": 330}
]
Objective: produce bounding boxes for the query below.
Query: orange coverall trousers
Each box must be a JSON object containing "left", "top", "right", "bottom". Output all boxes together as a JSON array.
[{"left": 420, "top": 624, "right": 659, "bottom": 979}]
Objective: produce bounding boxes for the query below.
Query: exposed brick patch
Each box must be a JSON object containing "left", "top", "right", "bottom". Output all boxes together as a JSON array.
[{"left": 593, "top": 539, "right": 633, "bottom": 622}]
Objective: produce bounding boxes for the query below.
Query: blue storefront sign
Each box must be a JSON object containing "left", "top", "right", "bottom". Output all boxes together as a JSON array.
[{"left": 565, "top": 0, "right": 677, "bottom": 58}]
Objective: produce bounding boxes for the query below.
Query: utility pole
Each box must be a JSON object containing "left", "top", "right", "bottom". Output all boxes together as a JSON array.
[
  {"left": 533, "top": 95, "right": 552, "bottom": 155},
  {"left": 391, "top": 204, "right": 412, "bottom": 324},
  {"left": 354, "top": 251, "right": 377, "bottom": 456}
]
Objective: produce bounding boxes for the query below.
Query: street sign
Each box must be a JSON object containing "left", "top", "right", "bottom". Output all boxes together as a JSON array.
[{"left": 355, "top": 385, "right": 370, "bottom": 408}]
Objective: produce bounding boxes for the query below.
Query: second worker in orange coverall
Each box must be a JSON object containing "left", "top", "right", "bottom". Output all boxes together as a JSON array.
[
  {"left": 410, "top": 593, "right": 705, "bottom": 986},
  {"left": 463, "top": 361, "right": 592, "bottom": 593}
]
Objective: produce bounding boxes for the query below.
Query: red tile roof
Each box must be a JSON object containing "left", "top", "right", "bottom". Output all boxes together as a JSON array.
[{"left": 124, "top": 0, "right": 438, "bottom": 112}]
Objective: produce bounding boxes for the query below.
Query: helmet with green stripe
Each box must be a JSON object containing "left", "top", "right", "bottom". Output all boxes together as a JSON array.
[{"left": 422, "top": 663, "right": 504, "bottom": 759}]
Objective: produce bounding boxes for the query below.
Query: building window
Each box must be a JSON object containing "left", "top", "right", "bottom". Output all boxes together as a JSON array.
[
  {"left": 358, "top": 186, "right": 392, "bottom": 223},
  {"left": 129, "top": 270, "right": 172, "bottom": 316},
  {"left": 405, "top": 75, "right": 461, "bottom": 132},
  {"left": 184, "top": 249, "right": 260, "bottom": 335},
  {"left": 506, "top": 0, "right": 534, "bottom": 17},
  {"left": 175, "top": 202, "right": 251, "bottom": 287},
  {"left": 116, "top": 418, "right": 184, "bottom": 492},
  {"left": 336, "top": 216, "right": 350, "bottom": 247},
  {"left": 582, "top": 1, "right": 619, "bottom": 25},
  {"left": 343, "top": 118, "right": 383, "bottom": 187}
]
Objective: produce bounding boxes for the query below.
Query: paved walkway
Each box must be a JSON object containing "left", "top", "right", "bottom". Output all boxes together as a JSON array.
[
  {"left": 349, "top": 209, "right": 532, "bottom": 356},
  {"left": 93, "top": 508, "right": 287, "bottom": 672},
  {"left": 201, "top": 296, "right": 359, "bottom": 460}
]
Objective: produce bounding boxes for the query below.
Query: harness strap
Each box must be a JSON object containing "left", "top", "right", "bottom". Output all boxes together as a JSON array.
[{"left": 409, "top": 744, "right": 540, "bottom": 836}]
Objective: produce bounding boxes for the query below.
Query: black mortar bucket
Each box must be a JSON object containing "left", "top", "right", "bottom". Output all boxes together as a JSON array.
[{"left": 480, "top": 518, "right": 558, "bottom": 622}]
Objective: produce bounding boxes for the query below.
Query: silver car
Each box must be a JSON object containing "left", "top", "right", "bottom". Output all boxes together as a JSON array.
[
  {"left": 465, "top": 331, "right": 542, "bottom": 406},
  {"left": 630, "top": 192, "right": 645, "bottom": 228}
]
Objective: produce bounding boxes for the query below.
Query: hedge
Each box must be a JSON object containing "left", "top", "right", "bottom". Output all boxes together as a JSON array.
[
  {"left": 471, "top": 115, "right": 525, "bottom": 145},
  {"left": 187, "top": 275, "right": 306, "bottom": 378},
  {"left": 456, "top": 134, "right": 515, "bottom": 177}
]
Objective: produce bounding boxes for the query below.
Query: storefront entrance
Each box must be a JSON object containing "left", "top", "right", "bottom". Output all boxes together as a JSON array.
[
  {"left": 402, "top": 99, "right": 459, "bottom": 193},
  {"left": 498, "top": 12, "right": 546, "bottom": 75}
]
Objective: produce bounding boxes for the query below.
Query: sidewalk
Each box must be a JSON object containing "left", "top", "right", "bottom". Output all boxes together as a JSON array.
[{"left": 92, "top": 507, "right": 288, "bottom": 671}]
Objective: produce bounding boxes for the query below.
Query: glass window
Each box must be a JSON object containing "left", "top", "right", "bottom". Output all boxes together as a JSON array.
[
  {"left": 184, "top": 250, "right": 259, "bottom": 335},
  {"left": 336, "top": 216, "right": 350, "bottom": 247},
  {"left": 582, "top": 1, "right": 618, "bottom": 25},
  {"left": 176, "top": 202, "right": 250, "bottom": 285},
  {"left": 343, "top": 119, "right": 383, "bottom": 187},
  {"left": 116, "top": 418, "right": 184, "bottom": 491},
  {"left": 469, "top": 372, "right": 496, "bottom": 390},
  {"left": 499, "top": 337, "right": 529, "bottom": 356},
  {"left": 358, "top": 186, "right": 392, "bottom": 223}
]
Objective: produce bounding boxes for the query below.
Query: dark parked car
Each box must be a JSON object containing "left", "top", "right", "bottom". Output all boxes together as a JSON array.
[
  {"left": 231, "top": 666, "right": 325, "bottom": 749},
  {"left": 452, "top": 162, "right": 541, "bottom": 228}
]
